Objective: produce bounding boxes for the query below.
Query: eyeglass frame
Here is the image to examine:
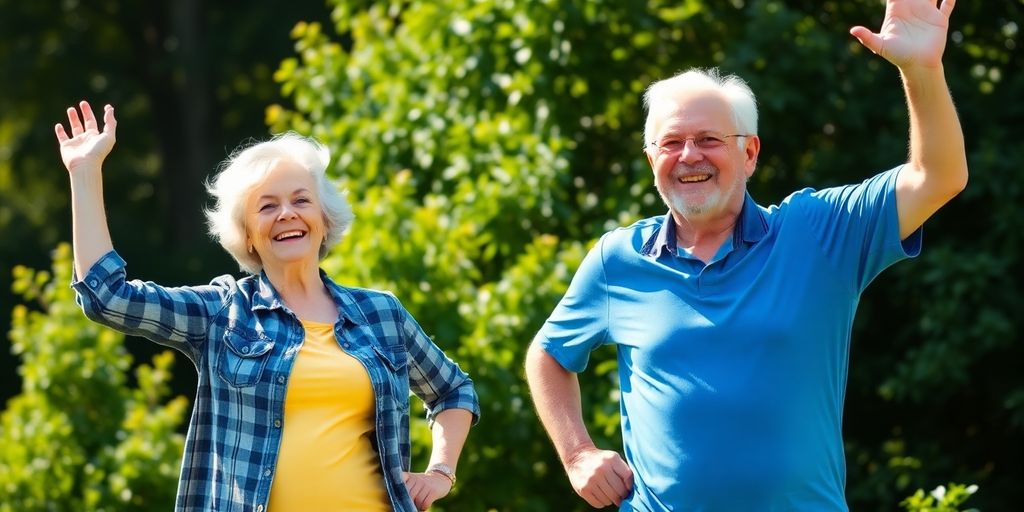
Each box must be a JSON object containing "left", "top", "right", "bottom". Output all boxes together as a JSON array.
[{"left": 642, "top": 133, "right": 753, "bottom": 155}]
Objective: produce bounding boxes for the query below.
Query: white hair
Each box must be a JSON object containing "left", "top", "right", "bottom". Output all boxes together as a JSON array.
[
  {"left": 204, "top": 132, "right": 354, "bottom": 274},
  {"left": 643, "top": 67, "right": 758, "bottom": 146}
]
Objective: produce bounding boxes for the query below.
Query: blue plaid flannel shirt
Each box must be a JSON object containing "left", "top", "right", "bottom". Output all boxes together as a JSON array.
[{"left": 72, "top": 251, "right": 480, "bottom": 512}]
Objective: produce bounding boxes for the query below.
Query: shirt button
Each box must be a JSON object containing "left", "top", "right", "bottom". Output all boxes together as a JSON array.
[
  {"left": 277, "top": 376, "right": 285, "bottom": 384},
  {"left": 273, "top": 419, "right": 281, "bottom": 428},
  {"left": 342, "top": 342, "right": 351, "bottom": 349},
  {"left": 264, "top": 468, "right": 272, "bottom": 477},
  {"left": 241, "top": 346, "right": 250, "bottom": 354},
  {"left": 257, "top": 505, "right": 264, "bottom": 512},
  {"left": 88, "top": 278, "right": 99, "bottom": 288}
]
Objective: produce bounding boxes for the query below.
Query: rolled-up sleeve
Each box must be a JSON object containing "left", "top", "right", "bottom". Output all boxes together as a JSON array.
[
  {"left": 393, "top": 298, "right": 480, "bottom": 427},
  {"left": 71, "top": 250, "right": 232, "bottom": 363}
]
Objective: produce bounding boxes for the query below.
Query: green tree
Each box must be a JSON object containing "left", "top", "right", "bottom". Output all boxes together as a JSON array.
[
  {"left": 0, "top": 0, "right": 333, "bottom": 403},
  {"left": 0, "top": 244, "right": 187, "bottom": 511},
  {"left": 272, "top": 0, "right": 1022, "bottom": 510}
]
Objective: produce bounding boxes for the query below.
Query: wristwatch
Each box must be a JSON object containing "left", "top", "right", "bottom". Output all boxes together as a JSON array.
[{"left": 426, "top": 463, "right": 457, "bottom": 486}]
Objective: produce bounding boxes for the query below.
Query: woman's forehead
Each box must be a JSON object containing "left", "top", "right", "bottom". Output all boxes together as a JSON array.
[{"left": 248, "top": 159, "right": 316, "bottom": 198}]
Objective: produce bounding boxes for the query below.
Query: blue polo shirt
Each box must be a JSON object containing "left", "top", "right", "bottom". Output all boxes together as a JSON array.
[{"left": 537, "top": 168, "right": 921, "bottom": 511}]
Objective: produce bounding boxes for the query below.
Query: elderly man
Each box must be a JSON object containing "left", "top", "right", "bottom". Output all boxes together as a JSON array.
[{"left": 525, "top": 0, "right": 966, "bottom": 510}]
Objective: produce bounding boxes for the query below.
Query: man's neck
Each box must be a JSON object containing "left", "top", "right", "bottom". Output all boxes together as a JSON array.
[{"left": 673, "top": 211, "right": 740, "bottom": 264}]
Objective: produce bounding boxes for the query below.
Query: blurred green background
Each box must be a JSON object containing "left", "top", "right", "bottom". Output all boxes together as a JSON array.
[{"left": 1, "top": 0, "right": 1020, "bottom": 510}]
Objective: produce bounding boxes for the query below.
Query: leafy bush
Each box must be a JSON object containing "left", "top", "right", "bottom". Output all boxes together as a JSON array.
[{"left": 0, "top": 243, "right": 188, "bottom": 511}]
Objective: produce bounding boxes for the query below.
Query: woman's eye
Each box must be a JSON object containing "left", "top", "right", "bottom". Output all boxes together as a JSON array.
[
  {"left": 258, "top": 203, "right": 275, "bottom": 212},
  {"left": 296, "top": 197, "right": 311, "bottom": 204}
]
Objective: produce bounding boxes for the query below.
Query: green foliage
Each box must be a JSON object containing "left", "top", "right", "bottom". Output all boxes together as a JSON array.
[
  {"left": 901, "top": 483, "right": 979, "bottom": 512},
  {"left": 0, "top": 243, "right": 187, "bottom": 511},
  {"left": 0, "top": 0, "right": 334, "bottom": 402},
  {"left": 272, "top": 0, "right": 1022, "bottom": 510}
]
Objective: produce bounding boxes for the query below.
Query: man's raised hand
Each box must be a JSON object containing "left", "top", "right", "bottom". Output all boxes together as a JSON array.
[{"left": 850, "top": 0, "right": 956, "bottom": 70}]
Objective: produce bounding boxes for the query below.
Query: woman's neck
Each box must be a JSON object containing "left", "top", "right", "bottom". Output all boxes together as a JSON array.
[{"left": 264, "top": 262, "right": 338, "bottom": 323}]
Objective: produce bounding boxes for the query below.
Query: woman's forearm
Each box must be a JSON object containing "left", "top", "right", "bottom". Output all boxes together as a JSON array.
[
  {"left": 427, "top": 408, "right": 473, "bottom": 472},
  {"left": 69, "top": 165, "right": 114, "bottom": 278}
]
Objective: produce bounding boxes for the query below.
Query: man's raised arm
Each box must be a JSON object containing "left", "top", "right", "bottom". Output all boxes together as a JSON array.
[{"left": 850, "top": 0, "right": 968, "bottom": 239}]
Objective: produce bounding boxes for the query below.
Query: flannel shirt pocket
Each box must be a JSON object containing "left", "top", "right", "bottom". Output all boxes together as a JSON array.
[{"left": 217, "top": 327, "right": 275, "bottom": 387}]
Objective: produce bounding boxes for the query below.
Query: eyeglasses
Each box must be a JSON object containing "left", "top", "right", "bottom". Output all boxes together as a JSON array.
[{"left": 643, "top": 133, "right": 751, "bottom": 155}]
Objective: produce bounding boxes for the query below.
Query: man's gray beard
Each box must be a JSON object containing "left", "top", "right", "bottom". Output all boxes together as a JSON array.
[
  {"left": 656, "top": 163, "right": 721, "bottom": 218},
  {"left": 659, "top": 188, "right": 708, "bottom": 217}
]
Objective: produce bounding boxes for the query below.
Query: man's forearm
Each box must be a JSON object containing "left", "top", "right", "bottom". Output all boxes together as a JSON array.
[
  {"left": 524, "top": 342, "right": 596, "bottom": 466},
  {"left": 894, "top": 63, "right": 969, "bottom": 238},
  {"left": 902, "top": 64, "right": 968, "bottom": 190}
]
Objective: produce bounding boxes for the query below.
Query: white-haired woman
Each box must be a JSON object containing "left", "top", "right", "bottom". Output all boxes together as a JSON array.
[{"left": 57, "top": 101, "right": 478, "bottom": 512}]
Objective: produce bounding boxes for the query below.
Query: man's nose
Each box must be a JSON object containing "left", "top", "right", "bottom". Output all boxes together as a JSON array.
[{"left": 677, "top": 139, "right": 705, "bottom": 164}]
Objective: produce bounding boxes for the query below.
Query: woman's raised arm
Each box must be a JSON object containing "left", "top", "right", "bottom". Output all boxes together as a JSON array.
[{"left": 55, "top": 100, "right": 117, "bottom": 277}]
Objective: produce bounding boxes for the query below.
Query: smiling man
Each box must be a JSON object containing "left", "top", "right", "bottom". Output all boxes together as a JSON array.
[{"left": 525, "top": 0, "right": 967, "bottom": 510}]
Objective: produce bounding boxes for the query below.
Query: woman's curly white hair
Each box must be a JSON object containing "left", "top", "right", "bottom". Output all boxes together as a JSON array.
[{"left": 204, "top": 132, "right": 354, "bottom": 274}]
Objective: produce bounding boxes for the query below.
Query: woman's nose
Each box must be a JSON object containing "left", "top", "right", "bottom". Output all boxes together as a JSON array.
[{"left": 277, "top": 204, "right": 298, "bottom": 220}]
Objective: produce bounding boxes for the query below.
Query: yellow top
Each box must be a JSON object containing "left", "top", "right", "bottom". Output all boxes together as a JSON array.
[{"left": 268, "top": 321, "right": 390, "bottom": 511}]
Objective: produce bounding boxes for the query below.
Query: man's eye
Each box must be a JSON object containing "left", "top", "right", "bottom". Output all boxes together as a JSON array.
[{"left": 698, "top": 136, "right": 724, "bottom": 147}]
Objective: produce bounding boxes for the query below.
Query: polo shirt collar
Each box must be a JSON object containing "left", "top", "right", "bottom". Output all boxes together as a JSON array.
[{"left": 642, "top": 192, "right": 768, "bottom": 259}]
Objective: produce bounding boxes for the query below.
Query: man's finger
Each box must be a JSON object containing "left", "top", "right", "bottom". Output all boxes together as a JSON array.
[
  {"left": 599, "top": 472, "right": 628, "bottom": 506},
  {"left": 591, "top": 477, "right": 619, "bottom": 508},
  {"left": 939, "top": 0, "right": 955, "bottom": 18},
  {"left": 611, "top": 457, "right": 635, "bottom": 495},
  {"left": 581, "top": 489, "right": 609, "bottom": 509}
]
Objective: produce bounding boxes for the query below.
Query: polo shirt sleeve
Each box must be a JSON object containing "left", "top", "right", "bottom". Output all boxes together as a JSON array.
[
  {"left": 534, "top": 235, "right": 611, "bottom": 373},
  {"left": 799, "top": 166, "right": 923, "bottom": 292}
]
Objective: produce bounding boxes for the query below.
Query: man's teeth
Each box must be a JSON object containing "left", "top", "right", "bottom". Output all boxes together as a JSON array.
[{"left": 678, "top": 174, "right": 712, "bottom": 183}]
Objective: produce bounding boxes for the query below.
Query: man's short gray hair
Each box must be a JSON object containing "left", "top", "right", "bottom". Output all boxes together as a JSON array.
[
  {"left": 643, "top": 67, "right": 759, "bottom": 146},
  {"left": 204, "top": 132, "right": 354, "bottom": 274}
]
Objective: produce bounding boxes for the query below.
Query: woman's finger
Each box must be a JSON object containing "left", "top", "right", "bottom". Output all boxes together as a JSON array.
[
  {"left": 66, "top": 106, "right": 83, "bottom": 136},
  {"left": 80, "top": 100, "right": 97, "bottom": 132},
  {"left": 55, "top": 124, "right": 69, "bottom": 144},
  {"left": 411, "top": 480, "right": 428, "bottom": 510},
  {"left": 419, "top": 490, "right": 440, "bottom": 511},
  {"left": 103, "top": 105, "right": 117, "bottom": 137}
]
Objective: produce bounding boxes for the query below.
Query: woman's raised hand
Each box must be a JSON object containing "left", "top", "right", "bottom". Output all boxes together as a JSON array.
[{"left": 55, "top": 100, "right": 117, "bottom": 173}]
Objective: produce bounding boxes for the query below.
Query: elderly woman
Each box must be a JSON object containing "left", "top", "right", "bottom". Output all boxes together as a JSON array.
[{"left": 57, "top": 101, "right": 478, "bottom": 512}]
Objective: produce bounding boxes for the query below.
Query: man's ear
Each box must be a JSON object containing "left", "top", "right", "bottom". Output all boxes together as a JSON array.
[{"left": 744, "top": 135, "right": 761, "bottom": 178}]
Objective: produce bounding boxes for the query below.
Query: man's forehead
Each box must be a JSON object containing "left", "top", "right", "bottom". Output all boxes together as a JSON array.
[{"left": 654, "top": 98, "right": 735, "bottom": 135}]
